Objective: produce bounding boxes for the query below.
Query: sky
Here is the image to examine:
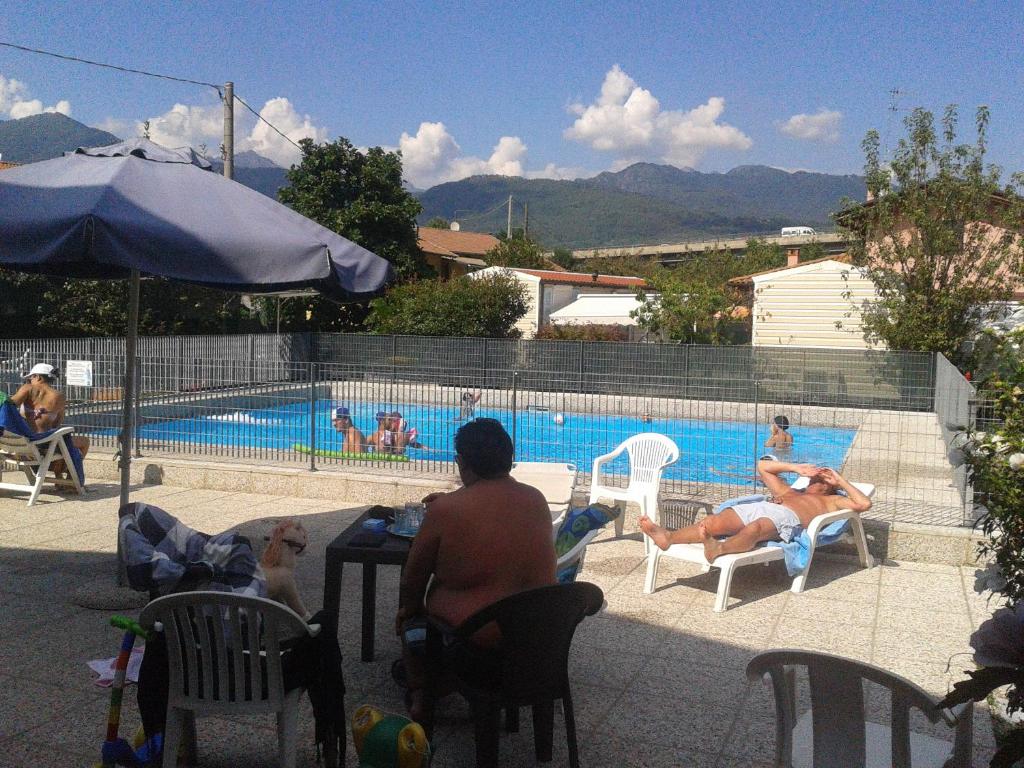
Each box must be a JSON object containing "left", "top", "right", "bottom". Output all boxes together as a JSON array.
[{"left": 0, "top": 0, "right": 1021, "bottom": 189}]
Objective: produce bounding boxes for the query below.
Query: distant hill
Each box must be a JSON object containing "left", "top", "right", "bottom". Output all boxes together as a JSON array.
[
  {"left": 416, "top": 163, "right": 865, "bottom": 249},
  {"left": 0, "top": 113, "right": 120, "bottom": 164},
  {"left": 210, "top": 150, "right": 290, "bottom": 199}
]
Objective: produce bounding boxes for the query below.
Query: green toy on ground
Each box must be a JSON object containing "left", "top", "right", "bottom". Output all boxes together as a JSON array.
[{"left": 351, "top": 704, "right": 430, "bottom": 768}]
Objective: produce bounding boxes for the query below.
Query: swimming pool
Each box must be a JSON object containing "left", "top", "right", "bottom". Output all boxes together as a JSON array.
[{"left": 130, "top": 400, "right": 856, "bottom": 484}]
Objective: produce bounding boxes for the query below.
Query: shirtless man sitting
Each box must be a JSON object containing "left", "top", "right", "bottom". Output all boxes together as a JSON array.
[
  {"left": 331, "top": 406, "right": 364, "bottom": 453},
  {"left": 9, "top": 363, "right": 90, "bottom": 476},
  {"left": 639, "top": 459, "right": 871, "bottom": 563},
  {"left": 395, "top": 418, "right": 555, "bottom": 720}
]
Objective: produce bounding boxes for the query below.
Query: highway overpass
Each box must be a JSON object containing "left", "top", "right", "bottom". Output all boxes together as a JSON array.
[{"left": 571, "top": 230, "right": 847, "bottom": 263}]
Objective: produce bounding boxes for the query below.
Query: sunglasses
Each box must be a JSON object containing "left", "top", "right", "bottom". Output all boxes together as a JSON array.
[{"left": 283, "top": 539, "right": 306, "bottom": 555}]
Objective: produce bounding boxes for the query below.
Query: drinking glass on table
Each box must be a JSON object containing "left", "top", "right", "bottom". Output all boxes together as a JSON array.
[{"left": 403, "top": 502, "right": 426, "bottom": 533}]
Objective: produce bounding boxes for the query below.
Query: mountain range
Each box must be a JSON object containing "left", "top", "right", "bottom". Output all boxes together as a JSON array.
[{"left": 0, "top": 113, "right": 865, "bottom": 249}]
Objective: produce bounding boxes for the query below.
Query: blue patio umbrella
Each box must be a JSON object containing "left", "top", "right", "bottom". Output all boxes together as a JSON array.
[{"left": 0, "top": 139, "right": 393, "bottom": 579}]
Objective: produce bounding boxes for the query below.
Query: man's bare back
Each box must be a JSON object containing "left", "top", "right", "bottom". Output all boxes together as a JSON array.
[{"left": 423, "top": 477, "right": 555, "bottom": 632}]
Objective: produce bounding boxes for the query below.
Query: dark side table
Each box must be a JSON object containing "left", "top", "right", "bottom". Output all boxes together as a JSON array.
[{"left": 322, "top": 510, "right": 411, "bottom": 662}]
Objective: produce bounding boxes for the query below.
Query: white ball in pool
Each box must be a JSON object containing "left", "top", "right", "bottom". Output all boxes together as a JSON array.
[{"left": 553, "top": 413, "right": 565, "bottom": 426}]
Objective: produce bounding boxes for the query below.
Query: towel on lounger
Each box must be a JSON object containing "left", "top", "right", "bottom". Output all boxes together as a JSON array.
[
  {"left": 0, "top": 400, "right": 85, "bottom": 485},
  {"left": 714, "top": 493, "right": 850, "bottom": 577}
]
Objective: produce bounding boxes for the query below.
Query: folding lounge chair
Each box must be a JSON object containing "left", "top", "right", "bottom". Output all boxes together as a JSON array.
[
  {"left": 510, "top": 461, "right": 578, "bottom": 530},
  {"left": 0, "top": 425, "right": 84, "bottom": 505},
  {"left": 643, "top": 478, "right": 875, "bottom": 612}
]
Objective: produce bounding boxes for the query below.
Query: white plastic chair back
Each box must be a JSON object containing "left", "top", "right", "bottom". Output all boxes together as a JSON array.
[
  {"left": 622, "top": 434, "right": 679, "bottom": 492},
  {"left": 139, "top": 591, "right": 310, "bottom": 713},
  {"left": 747, "top": 650, "right": 972, "bottom": 768}
]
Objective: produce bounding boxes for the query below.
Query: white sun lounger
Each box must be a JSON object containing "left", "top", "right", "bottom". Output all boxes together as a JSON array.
[
  {"left": 511, "top": 461, "right": 578, "bottom": 529},
  {"left": 0, "top": 426, "right": 84, "bottom": 505},
  {"left": 643, "top": 479, "right": 875, "bottom": 612}
]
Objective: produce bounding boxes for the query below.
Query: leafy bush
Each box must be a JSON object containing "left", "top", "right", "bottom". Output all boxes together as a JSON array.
[
  {"left": 365, "top": 273, "right": 528, "bottom": 338},
  {"left": 535, "top": 324, "right": 629, "bottom": 342},
  {"left": 940, "top": 328, "right": 1024, "bottom": 766}
]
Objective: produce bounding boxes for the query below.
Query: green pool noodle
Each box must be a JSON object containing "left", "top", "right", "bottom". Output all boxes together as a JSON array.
[{"left": 292, "top": 443, "right": 410, "bottom": 462}]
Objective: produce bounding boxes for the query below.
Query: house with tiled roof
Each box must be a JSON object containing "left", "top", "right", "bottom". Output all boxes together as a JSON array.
[
  {"left": 416, "top": 226, "right": 499, "bottom": 279},
  {"left": 468, "top": 266, "right": 648, "bottom": 338}
]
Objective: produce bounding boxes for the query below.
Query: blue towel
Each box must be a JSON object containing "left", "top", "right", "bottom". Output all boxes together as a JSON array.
[
  {"left": 714, "top": 494, "right": 850, "bottom": 577},
  {"left": 0, "top": 401, "right": 85, "bottom": 485}
]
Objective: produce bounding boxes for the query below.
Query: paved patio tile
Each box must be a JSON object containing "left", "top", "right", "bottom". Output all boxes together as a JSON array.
[{"left": 0, "top": 485, "right": 1002, "bottom": 767}]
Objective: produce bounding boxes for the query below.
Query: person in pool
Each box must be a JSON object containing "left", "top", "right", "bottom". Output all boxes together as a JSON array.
[
  {"left": 765, "top": 414, "right": 793, "bottom": 449},
  {"left": 368, "top": 411, "right": 410, "bottom": 454},
  {"left": 638, "top": 458, "right": 871, "bottom": 563},
  {"left": 331, "top": 406, "right": 365, "bottom": 453}
]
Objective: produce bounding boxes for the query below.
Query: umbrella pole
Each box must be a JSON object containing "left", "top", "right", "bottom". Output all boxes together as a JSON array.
[{"left": 117, "top": 269, "right": 141, "bottom": 584}]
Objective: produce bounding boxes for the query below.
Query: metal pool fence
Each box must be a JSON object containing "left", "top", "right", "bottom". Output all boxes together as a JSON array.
[{"left": 0, "top": 333, "right": 981, "bottom": 527}]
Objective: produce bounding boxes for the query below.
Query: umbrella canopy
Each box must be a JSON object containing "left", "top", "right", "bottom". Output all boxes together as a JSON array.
[
  {"left": 0, "top": 139, "right": 394, "bottom": 590},
  {"left": 0, "top": 138, "right": 393, "bottom": 299}
]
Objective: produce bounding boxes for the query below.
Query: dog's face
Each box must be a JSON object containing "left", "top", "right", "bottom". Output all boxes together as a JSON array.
[{"left": 281, "top": 522, "right": 308, "bottom": 556}]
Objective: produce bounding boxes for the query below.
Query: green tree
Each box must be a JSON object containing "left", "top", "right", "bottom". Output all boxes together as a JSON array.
[
  {"left": 365, "top": 273, "right": 528, "bottom": 337},
  {"left": 484, "top": 234, "right": 546, "bottom": 269},
  {"left": 425, "top": 217, "right": 451, "bottom": 229},
  {"left": 837, "top": 105, "right": 1024, "bottom": 367},
  {"left": 279, "top": 138, "right": 427, "bottom": 282},
  {"left": 633, "top": 243, "right": 783, "bottom": 344},
  {"left": 549, "top": 248, "right": 576, "bottom": 270}
]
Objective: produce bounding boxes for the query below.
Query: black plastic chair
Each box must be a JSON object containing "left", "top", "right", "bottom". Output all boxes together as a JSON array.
[{"left": 423, "top": 581, "right": 604, "bottom": 768}]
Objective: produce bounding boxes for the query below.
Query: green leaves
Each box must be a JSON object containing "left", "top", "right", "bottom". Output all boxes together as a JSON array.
[
  {"left": 838, "top": 105, "right": 1024, "bottom": 368},
  {"left": 279, "top": 138, "right": 427, "bottom": 283},
  {"left": 365, "top": 273, "right": 528, "bottom": 338}
]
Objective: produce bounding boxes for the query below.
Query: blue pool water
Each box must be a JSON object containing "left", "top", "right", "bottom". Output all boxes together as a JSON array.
[{"left": 132, "top": 401, "right": 856, "bottom": 484}]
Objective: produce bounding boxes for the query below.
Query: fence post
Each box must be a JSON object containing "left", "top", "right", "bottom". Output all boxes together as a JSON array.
[
  {"left": 752, "top": 379, "right": 760, "bottom": 491},
  {"left": 308, "top": 362, "right": 317, "bottom": 472},
  {"left": 482, "top": 338, "right": 488, "bottom": 391},
  {"left": 134, "top": 355, "right": 143, "bottom": 457},
  {"left": 249, "top": 334, "right": 257, "bottom": 385},
  {"left": 511, "top": 370, "right": 519, "bottom": 459}
]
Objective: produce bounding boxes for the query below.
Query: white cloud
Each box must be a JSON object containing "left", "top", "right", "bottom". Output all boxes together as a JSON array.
[
  {"left": 145, "top": 103, "right": 223, "bottom": 150},
  {"left": 239, "top": 97, "right": 328, "bottom": 167},
  {"left": 114, "top": 96, "right": 328, "bottom": 167},
  {"left": 0, "top": 74, "right": 71, "bottom": 119},
  {"left": 399, "top": 122, "right": 527, "bottom": 187},
  {"left": 778, "top": 109, "right": 842, "bottom": 142},
  {"left": 564, "top": 65, "right": 751, "bottom": 168}
]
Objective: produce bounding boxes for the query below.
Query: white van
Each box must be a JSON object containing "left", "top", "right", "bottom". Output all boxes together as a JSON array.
[{"left": 781, "top": 226, "right": 816, "bottom": 237}]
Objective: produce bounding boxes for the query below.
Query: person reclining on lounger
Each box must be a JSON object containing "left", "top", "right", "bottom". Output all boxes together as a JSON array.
[{"left": 639, "top": 459, "right": 872, "bottom": 563}]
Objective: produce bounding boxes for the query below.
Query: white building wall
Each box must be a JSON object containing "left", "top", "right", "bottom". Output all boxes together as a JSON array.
[{"left": 751, "top": 261, "right": 882, "bottom": 349}]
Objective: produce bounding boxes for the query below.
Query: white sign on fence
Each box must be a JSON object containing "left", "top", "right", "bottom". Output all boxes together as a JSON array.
[{"left": 66, "top": 360, "right": 93, "bottom": 387}]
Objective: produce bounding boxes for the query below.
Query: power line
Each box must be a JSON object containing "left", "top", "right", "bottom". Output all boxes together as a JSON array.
[
  {"left": 0, "top": 41, "right": 221, "bottom": 94},
  {"left": 233, "top": 94, "right": 303, "bottom": 152},
  {"left": 0, "top": 40, "right": 305, "bottom": 154}
]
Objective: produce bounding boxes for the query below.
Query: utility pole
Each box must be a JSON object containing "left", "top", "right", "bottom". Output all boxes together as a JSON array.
[
  {"left": 223, "top": 81, "right": 234, "bottom": 180},
  {"left": 523, "top": 202, "right": 529, "bottom": 239},
  {"left": 506, "top": 194, "right": 513, "bottom": 239}
]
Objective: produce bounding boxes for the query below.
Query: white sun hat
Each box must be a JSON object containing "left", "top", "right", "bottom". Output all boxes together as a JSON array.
[{"left": 23, "top": 363, "right": 56, "bottom": 379}]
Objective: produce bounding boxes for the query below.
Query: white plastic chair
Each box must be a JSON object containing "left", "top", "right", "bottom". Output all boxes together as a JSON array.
[
  {"left": 138, "top": 591, "right": 320, "bottom": 768},
  {"left": 644, "top": 479, "right": 875, "bottom": 611},
  {"left": 747, "top": 649, "right": 973, "bottom": 767},
  {"left": 0, "top": 426, "right": 83, "bottom": 505},
  {"left": 511, "top": 461, "right": 578, "bottom": 530},
  {"left": 587, "top": 433, "right": 679, "bottom": 548}
]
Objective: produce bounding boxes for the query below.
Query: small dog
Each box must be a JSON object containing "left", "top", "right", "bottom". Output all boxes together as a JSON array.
[{"left": 260, "top": 519, "right": 311, "bottom": 620}]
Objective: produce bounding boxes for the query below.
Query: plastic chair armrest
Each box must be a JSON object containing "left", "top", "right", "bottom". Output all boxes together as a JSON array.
[
  {"left": 803, "top": 509, "right": 857, "bottom": 541},
  {"left": 590, "top": 445, "right": 627, "bottom": 478},
  {"left": 32, "top": 426, "right": 73, "bottom": 443}
]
